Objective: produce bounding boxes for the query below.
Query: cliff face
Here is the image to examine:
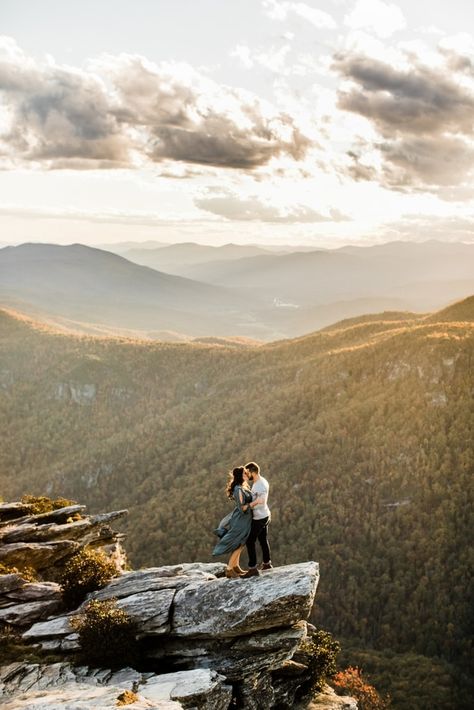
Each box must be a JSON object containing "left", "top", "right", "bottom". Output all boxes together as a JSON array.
[{"left": 0, "top": 500, "right": 349, "bottom": 709}]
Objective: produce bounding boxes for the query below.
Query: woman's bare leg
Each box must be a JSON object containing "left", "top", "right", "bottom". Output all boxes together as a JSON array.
[{"left": 228, "top": 546, "right": 245, "bottom": 573}]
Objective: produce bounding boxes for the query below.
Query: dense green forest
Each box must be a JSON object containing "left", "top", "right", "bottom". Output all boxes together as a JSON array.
[{"left": 0, "top": 298, "right": 473, "bottom": 708}]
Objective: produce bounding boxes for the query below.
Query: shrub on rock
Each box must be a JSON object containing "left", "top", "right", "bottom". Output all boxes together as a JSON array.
[
  {"left": 60, "top": 548, "right": 117, "bottom": 609},
  {"left": 294, "top": 628, "right": 340, "bottom": 694},
  {"left": 0, "top": 561, "right": 37, "bottom": 582},
  {"left": 21, "top": 494, "right": 77, "bottom": 515},
  {"left": 71, "top": 599, "right": 140, "bottom": 668}
]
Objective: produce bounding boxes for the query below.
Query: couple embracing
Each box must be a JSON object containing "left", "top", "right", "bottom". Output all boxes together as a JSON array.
[{"left": 213, "top": 462, "right": 272, "bottom": 579}]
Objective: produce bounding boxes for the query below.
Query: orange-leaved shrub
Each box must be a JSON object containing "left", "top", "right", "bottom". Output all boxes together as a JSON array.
[{"left": 333, "top": 666, "right": 390, "bottom": 710}]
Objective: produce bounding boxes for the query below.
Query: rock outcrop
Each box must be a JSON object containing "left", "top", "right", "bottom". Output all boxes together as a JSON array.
[{"left": 0, "top": 500, "right": 354, "bottom": 709}]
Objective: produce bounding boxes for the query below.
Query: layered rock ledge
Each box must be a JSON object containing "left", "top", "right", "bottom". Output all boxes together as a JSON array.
[{"left": 0, "top": 500, "right": 349, "bottom": 709}]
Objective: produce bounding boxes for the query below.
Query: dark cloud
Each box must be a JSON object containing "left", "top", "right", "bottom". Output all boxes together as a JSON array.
[
  {"left": 0, "top": 40, "right": 311, "bottom": 171},
  {"left": 0, "top": 43, "right": 130, "bottom": 168},
  {"left": 379, "top": 134, "right": 474, "bottom": 187},
  {"left": 334, "top": 53, "right": 474, "bottom": 134},
  {"left": 195, "top": 191, "right": 348, "bottom": 222},
  {"left": 334, "top": 50, "right": 474, "bottom": 193},
  {"left": 106, "top": 55, "right": 310, "bottom": 169}
]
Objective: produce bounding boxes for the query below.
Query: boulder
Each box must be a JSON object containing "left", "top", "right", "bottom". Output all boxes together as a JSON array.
[
  {"left": 116, "top": 589, "right": 176, "bottom": 635},
  {"left": 140, "top": 669, "right": 232, "bottom": 709},
  {"left": 172, "top": 562, "right": 319, "bottom": 638},
  {"left": 147, "top": 621, "right": 308, "bottom": 679},
  {"left": 0, "top": 683, "right": 178, "bottom": 708},
  {"left": 0, "top": 663, "right": 236, "bottom": 710},
  {"left": 309, "top": 685, "right": 358, "bottom": 709}
]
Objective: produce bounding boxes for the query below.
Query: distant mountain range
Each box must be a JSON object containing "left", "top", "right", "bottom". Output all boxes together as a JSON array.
[
  {"left": 123, "top": 242, "right": 273, "bottom": 275},
  {"left": 179, "top": 240, "right": 474, "bottom": 307},
  {"left": 0, "top": 243, "right": 269, "bottom": 339},
  {"left": 0, "top": 240, "right": 472, "bottom": 340}
]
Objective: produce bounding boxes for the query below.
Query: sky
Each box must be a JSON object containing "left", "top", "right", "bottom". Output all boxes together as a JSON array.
[{"left": 0, "top": 0, "right": 473, "bottom": 247}]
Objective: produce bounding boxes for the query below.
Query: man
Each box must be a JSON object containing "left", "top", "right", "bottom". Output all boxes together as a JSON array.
[{"left": 241, "top": 461, "right": 272, "bottom": 578}]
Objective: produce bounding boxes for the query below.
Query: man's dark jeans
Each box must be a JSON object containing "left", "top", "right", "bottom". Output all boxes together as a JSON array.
[{"left": 246, "top": 516, "right": 270, "bottom": 568}]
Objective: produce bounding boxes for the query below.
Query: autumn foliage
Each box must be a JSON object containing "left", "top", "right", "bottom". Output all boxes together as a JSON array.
[{"left": 333, "top": 666, "right": 390, "bottom": 710}]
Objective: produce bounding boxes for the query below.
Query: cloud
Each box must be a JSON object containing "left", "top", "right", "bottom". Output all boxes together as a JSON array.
[
  {"left": 102, "top": 54, "right": 311, "bottom": 170},
  {"left": 0, "top": 38, "right": 130, "bottom": 169},
  {"left": 334, "top": 49, "right": 474, "bottom": 193},
  {"left": 0, "top": 37, "right": 312, "bottom": 171},
  {"left": 195, "top": 189, "right": 349, "bottom": 223},
  {"left": 262, "top": 0, "right": 337, "bottom": 29},
  {"left": 344, "top": 0, "right": 406, "bottom": 39}
]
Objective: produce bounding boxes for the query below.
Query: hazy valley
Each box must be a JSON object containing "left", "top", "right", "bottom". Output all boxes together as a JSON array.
[{"left": 1, "top": 240, "right": 473, "bottom": 342}]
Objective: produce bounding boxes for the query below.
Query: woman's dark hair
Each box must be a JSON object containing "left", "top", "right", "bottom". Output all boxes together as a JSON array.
[{"left": 226, "top": 466, "right": 246, "bottom": 499}]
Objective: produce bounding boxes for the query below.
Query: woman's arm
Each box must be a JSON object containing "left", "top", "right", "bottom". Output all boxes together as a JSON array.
[{"left": 238, "top": 488, "right": 249, "bottom": 512}]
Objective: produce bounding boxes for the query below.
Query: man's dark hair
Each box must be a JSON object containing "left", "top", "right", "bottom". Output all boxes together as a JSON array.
[{"left": 245, "top": 462, "right": 260, "bottom": 475}]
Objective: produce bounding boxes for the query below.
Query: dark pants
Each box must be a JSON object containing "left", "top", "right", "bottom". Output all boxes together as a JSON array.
[{"left": 246, "top": 517, "right": 271, "bottom": 568}]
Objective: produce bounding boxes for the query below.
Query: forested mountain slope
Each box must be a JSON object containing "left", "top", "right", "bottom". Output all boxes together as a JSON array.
[{"left": 0, "top": 299, "right": 472, "bottom": 703}]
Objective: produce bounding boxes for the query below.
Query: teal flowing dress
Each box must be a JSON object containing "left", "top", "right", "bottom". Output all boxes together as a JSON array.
[{"left": 212, "top": 485, "right": 253, "bottom": 556}]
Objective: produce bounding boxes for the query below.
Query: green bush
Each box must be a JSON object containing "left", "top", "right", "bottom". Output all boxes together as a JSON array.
[
  {"left": 60, "top": 548, "right": 117, "bottom": 609},
  {"left": 294, "top": 628, "right": 341, "bottom": 694},
  {"left": 71, "top": 599, "right": 140, "bottom": 668}
]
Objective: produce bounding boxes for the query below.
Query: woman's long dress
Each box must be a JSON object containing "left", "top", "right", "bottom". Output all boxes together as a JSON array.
[{"left": 212, "top": 485, "right": 252, "bottom": 556}]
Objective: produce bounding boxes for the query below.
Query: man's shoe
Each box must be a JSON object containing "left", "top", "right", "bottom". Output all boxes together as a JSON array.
[
  {"left": 259, "top": 562, "right": 273, "bottom": 570},
  {"left": 241, "top": 567, "right": 260, "bottom": 579}
]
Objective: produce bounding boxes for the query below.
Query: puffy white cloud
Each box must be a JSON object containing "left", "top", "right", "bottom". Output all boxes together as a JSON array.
[
  {"left": 344, "top": 0, "right": 406, "bottom": 39},
  {"left": 262, "top": 0, "right": 337, "bottom": 29}
]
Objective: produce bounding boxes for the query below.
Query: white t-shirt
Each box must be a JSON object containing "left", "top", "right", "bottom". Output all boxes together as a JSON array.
[{"left": 251, "top": 476, "right": 270, "bottom": 520}]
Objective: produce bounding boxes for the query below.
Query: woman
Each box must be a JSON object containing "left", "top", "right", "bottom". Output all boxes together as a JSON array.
[{"left": 213, "top": 466, "right": 252, "bottom": 578}]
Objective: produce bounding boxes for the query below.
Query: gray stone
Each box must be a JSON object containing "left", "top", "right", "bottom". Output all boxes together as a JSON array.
[
  {"left": 146, "top": 622, "right": 308, "bottom": 680},
  {"left": 0, "top": 573, "right": 26, "bottom": 594},
  {"left": 115, "top": 588, "right": 176, "bottom": 635},
  {"left": 309, "top": 685, "right": 358, "bottom": 709},
  {"left": 0, "top": 541, "right": 79, "bottom": 570},
  {"left": 0, "top": 684, "right": 176, "bottom": 708},
  {"left": 0, "top": 511, "right": 126, "bottom": 545},
  {"left": 0, "top": 599, "right": 63, "bottom": 626},
  {"left": 89, "top": 568, "right": 218, "bottom": 602},
  {"left": 0, "top": 502, "right": 33, "bottom": 522},
  {"left": 172, "top": 562, "right": 319, "bottom": 638},
  {"left": 141, "top": 669, "right": 232, "bottom": 710},
  {"left": 0, "top": 663, "right": 185, "bottom": 709},
  {"left": 22, "top": 614, "right": 73, "bottom": 640},
  {"left": 6, "top": 582, "right": 61, "bottom": 602},
  {"left": 19, "top": 505, "right": 87, "bottom": 526}
]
